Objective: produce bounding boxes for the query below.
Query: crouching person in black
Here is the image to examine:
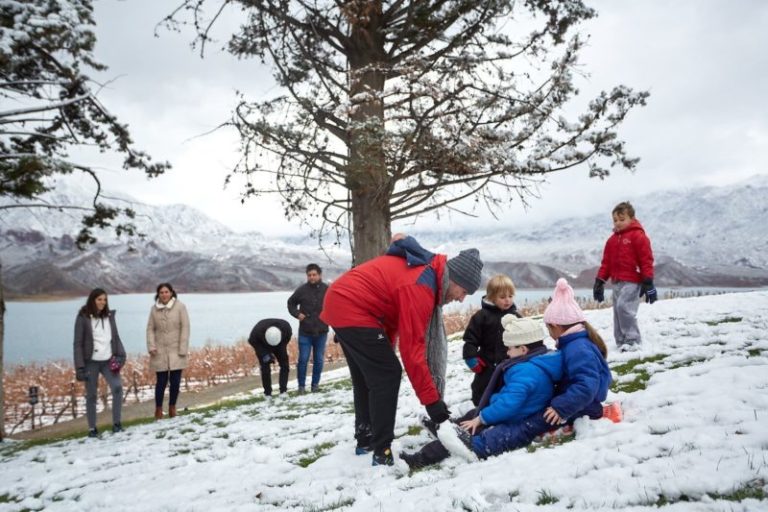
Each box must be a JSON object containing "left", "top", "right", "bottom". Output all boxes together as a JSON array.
[{"left": 248, "top": 318, "right": 292, "bottom": 397}]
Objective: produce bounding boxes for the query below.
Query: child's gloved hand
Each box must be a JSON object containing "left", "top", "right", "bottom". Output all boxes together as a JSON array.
[
  {"left": 261, "top": 354, "right": 274, "bottom": 364},
  {"left": 464, "top": 357, "right": 486, "bottom": 374},
  {"left": 639, "top": 278, "right": 657, "bottom": 304},
  {"left": 593, "top": 278, "right": 605, "bottom": 303}
]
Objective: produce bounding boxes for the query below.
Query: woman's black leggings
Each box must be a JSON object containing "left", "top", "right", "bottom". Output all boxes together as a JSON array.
[{"left": 155, "top": 369, "right": 183, "bottom": 407}]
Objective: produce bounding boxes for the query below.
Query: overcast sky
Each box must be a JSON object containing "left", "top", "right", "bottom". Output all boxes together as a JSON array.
[{"left": 81, "top": 0, "right": 768, "bottom": 236}]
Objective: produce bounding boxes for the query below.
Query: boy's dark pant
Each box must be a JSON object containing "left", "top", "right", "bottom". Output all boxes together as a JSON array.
[
  {"left": 470, "top": 366, "right": 494, "bottom": 406},
  {"left": 335, "top": 327, "right": 402, "bottom": 453},
  {"left": 259, "top": 345, "right": 290, "bottom": 396}
]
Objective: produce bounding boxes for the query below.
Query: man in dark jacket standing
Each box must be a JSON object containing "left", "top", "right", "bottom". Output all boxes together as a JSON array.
[
  {"left": 287, "top": 263, "right": 329, "bottom": 393},
  {"left": 248, "top": 318, "right": 292, "bottom": 397}
]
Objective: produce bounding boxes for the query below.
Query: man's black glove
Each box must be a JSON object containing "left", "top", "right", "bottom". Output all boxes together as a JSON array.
[
  {"left": 425, "top": 400, "right": 451, "bottom": 424},
  {"left": 75, "top": 367, "right": 87, "bottom": 382},
  {"left": 639, "top": 278, "right": 658, "bottom": 304},
  {"left": 593, "top": 278, "right": 605, "bottom": 303}
]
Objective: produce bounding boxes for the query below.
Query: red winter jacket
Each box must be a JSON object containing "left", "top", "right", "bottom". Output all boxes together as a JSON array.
[
  {"left": 320, "top": 253, "right": 447, "bottom": 406},
  {"left": 596, "top": 219, "right": 654, "bottom": 284}
]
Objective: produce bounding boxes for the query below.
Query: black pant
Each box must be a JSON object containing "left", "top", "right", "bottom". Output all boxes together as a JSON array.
[
  {"left": 155, "top": 369, "right": 182, "bottom": 407},
  {"left": 259, "top": 344, "right": 290, "bottom": 396},
  {"left": 335, "top": 327, "right": 402, "bottom": 453},
  {"left": 470, "top": 366, "right": 494, "bottom": 406}
]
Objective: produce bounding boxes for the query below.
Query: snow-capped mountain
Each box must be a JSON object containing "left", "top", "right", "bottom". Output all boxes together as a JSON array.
[
  {"left": 1, "top": 176, "right": 767, "bottom": 297},
  {"left": 0, "top": 180, "right": 350, "bottom": 296},
  {"left": 412, "top": 174, "right": 768, "bottom": 278}
]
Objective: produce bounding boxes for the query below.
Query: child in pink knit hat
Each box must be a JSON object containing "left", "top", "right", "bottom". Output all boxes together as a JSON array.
[{"left": 542, "top": 278, "right": 612, "bottom": 426}]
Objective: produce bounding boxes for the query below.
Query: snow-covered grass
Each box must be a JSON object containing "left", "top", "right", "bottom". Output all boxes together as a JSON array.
[{"left": 1, "top": 292, "right": 767, "bottom": 511}]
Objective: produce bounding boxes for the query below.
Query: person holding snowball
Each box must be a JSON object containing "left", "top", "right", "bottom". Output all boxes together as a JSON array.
[{"left": 248, "top": 318, "right": 292, "bottom": 397}]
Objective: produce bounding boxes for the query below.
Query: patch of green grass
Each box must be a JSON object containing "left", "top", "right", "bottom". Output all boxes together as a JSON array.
[
  {"left": 705, "top": 316, "right": 743, "bottom": 326},
  {"left": 748, "top": 348, "right": 762, "bottom": 357},
  {"left": 611, "top": 369, "right": 650, "bottom": 393},
  {"left": 611, "top": 354, "right": 668, "bottom": 376},
  {"left": 536, "top": 489, "right": 559, "bottom": 505},
  {"left": 669, "top": 357, "right": 707, "bottom": 370},
  {"left": 0, "top": 493, "right": 19, "bottom": 504},
  {"left": 173, "top": 448, "right": 191, "bottom": 456},
  {"left": 527, "top": 430, "right": 576, "bottom": 452},
  {"left": 324, "top": 378, "right": 352, "bottom": 391},
  {"left": 178, "top": 427, "right": 196, "bottom": 435},
  {"left": 296, "top": 441, "right": 336, "bottom": 468},
  {"left": 406, "top": 425, "right": 423, "bottom": 436},
  {"left": 708, "top": 482, "right": 766, "bottom": 502}
]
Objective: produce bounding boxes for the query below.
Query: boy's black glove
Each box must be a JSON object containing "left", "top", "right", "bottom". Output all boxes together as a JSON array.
[
  {"left": 593, "top": 278, "right": 605, "bottom": 303},
  {"left": 75, "top": 367, "right": 87, "bottom": 382},
  {"left": 639, "top": 278, "right": 658, "bottom": 304},
  {"left": 425, "top": 400, "right": 451, "bottom": 424}
]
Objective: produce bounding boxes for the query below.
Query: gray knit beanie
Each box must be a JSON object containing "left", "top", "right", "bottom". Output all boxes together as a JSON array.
[{"left": 446, "top": 248, "right": 483, "bottom": 294}]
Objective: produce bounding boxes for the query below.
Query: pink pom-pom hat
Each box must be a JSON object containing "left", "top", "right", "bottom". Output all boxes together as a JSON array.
[{"left": 543, "top": 278, "right": 586, "bottom": 325}]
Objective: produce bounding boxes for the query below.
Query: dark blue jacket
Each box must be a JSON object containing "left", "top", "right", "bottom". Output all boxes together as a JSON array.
[
  {"left": 551, "top": 330, "right": 612, "bottom": 420},
  {"left": 479, "top": 351, "right": 563, "bottom": 426}
]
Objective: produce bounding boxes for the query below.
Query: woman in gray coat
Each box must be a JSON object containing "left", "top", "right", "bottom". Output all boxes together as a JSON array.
[
  {"left": 73, "top": 288, "right": 126, "bottom": 437},
  {"left": 146, "top": 282, "right": 190, "bottom": 419}
]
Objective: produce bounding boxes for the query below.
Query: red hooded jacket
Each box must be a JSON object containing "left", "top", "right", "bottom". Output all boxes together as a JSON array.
[
  {"left": 320, "top": 253, "right": 447, "bottom": 406},
  {"left": 597, "top": 219, "right": 654, "bottom": 284}
]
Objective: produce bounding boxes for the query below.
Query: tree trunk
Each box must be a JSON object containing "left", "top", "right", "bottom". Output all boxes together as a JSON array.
[
  {"left": 346, "top": 1, "right": 391, "bottom": 265},
  {"left": 0, "top": 260, "right": 5, "bottom": 441}
]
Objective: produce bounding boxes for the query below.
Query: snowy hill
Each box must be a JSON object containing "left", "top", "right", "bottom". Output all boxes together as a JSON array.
[
  {"left": 1, "top": 291, "right": 767, "bottom": 510},
  {"left": 1, "top": 176, "right": 767, "bottom": 296}
]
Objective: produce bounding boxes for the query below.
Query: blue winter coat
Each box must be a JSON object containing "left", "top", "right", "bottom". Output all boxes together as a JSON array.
[
  {"left": 550, "top": 330, "right": 612, "bottom": 421},
  {"left": 479, "top": 351, "right": 563, "bottom": 426}
]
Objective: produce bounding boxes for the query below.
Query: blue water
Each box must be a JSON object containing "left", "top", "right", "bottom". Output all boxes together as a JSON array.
[{"left": 3, "top": 287, "right": 752, "bottom": 364}]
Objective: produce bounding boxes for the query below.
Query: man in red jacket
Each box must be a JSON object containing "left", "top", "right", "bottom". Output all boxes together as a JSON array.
[
  {"left": 593, "top": 201, "right": 656, "bottom": 352},
  {"left": 321, "top": 236, "right": 483, "bottom": 466}
]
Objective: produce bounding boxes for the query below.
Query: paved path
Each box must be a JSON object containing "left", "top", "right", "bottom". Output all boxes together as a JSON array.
[{"left": 8, "top": 360, "right": 349, "bottom": 442}]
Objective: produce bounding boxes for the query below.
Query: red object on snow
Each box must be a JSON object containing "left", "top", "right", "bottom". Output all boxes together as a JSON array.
[{"left": 603, "top": 402, "right": 623, "bottom": 423}]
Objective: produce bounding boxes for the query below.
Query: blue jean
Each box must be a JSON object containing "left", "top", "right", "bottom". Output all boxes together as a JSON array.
[{"left": 297, "top": 334, "right": 328, "bottom": 388}]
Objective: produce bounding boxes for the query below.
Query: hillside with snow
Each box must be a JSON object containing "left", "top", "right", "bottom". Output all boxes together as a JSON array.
[
  {"left": 1, "top": 291, "right": 767, "bottom": 511},
  {"left": 1, "top": 176, "right": 767, "bottom": 295}
]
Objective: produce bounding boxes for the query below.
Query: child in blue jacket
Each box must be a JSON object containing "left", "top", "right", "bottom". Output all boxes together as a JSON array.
[{"left": 401, "top": 316, "right": 562, "bottom": 468}]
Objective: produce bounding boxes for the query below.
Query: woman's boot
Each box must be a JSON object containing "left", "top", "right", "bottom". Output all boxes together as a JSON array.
[
  {"left": 154, "top": 406, "right": 163, "bottom": 420},
  {"left": 169, "top": 405, "right": 177, "bottom": 418}
]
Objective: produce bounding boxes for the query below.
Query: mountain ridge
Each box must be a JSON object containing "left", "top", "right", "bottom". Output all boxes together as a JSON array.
[{"left": 2, "top": 176, "right": 767, "bottom": 297}]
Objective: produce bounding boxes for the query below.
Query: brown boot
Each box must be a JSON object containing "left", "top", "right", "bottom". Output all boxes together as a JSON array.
[
  {"left": 169, "top": 405, "right": 177, "bottom": 418},
  {"left": 154, "top": 406, "right": 163, "bottom": 420}
]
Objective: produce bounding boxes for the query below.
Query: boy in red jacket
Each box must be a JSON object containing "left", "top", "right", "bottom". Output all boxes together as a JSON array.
[{"left": 593, "top": 201, "right": 656, "bottom": 351}]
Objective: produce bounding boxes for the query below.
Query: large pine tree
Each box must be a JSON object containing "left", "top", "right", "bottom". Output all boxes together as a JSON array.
[{"left": 165, "top": 0, "right": 647, "bottom": 264}]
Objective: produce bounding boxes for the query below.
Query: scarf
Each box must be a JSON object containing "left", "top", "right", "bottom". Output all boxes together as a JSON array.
[
  {"left": 426, "top": 269, "right": 450, "bottom": 397},
  {"left": 476, "top": 345, "right": 550, "bottom": 410},
  {"left": 155, "top": 297, "right": 176, "bottom": 310}
]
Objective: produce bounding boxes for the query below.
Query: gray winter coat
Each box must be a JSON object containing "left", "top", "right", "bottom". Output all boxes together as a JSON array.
[{"left": 73, "top": 311, "right": 126, "bottom": 369}]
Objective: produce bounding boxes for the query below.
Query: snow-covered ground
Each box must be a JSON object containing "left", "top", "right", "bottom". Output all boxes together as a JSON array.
[{"left": 1, "top": 292, "right": 767, "bottom": 511}]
